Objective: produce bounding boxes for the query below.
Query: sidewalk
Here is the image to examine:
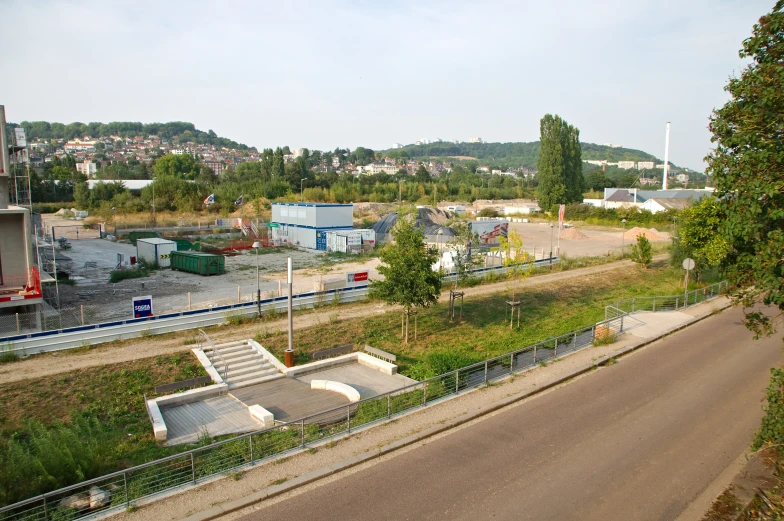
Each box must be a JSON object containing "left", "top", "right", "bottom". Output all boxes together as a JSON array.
[{"left": 102, "top": 296, "right": 731, "bottom": 521}]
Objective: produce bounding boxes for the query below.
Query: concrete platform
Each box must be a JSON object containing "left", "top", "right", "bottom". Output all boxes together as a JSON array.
[
  {"left": 296, "top": 363, "right": 418, "bottom": 399},
  {"left": 160, "top": 395, "right": 261, "bottom": 446},
  {"left": 230, "top": 377, "right": 349, "bottom": 422}
]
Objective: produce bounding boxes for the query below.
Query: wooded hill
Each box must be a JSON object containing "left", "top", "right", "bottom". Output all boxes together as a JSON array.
[
  {"left": 383, "top": 141, "right": 667, "bottom": 170},
  {"left": 4, "top": 121, "right": 253, "bottom": 151}
]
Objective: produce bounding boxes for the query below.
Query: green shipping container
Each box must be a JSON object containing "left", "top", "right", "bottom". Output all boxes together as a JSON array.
[{"left": 170, "top": 251, "right": 225, "bottom": 276}]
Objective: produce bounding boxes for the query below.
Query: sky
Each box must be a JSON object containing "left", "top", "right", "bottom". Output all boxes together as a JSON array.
[{"left": 0, "top": 0, "right": 773, "bottom": 171}]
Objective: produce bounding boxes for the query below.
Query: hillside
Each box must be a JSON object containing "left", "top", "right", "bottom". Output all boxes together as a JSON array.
[
  {"left": 383, "top": 141, "right": 667, "bottom": 170},
  {"left": 4, "top": 121, "right": 254, "bottom": 151}
]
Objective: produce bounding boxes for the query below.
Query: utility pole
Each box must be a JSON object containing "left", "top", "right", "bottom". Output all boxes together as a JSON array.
[{"left": 663, "top": 122, "right": 671, "bottom": 190}]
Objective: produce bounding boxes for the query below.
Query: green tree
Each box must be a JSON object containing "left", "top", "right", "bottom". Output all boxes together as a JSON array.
[
  {"left": 630, "top": 234, "right": 653, "bottom": 269},
  {"left": 153, "top": 153, "right": 200, "bottom": 179},
  {"left": 676, "top": 197, "right": 728, "bottom": 270},
  {"left": 370, "top": 215, "right": 442, "bottom": 343},
  {"left": 536, "top": 114, "right": 582, "bottom": 209},
  {"left": 707, "top": 0, "right": 784, "bottom": 337}
]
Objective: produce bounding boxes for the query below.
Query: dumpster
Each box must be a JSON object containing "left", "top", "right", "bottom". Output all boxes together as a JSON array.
[{"left": 170, "top": 251, "right": 225, "bottom": 276}]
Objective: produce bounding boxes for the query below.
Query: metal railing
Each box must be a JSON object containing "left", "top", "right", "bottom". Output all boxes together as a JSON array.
[
  {"left": 0, "top": 258, "right": 561, "bottom": 351},
  {"left": 605, "top": 280, "right": 728, "bottom": 319},
  {"left": 197, "top": 329, "right": 228, "bottom": 383},
  {"left": 0, "top": 312, "right": 622, "bottom": 521}
]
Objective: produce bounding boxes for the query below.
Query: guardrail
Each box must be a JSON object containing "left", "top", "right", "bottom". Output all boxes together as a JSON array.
[
  {"left": 0, "top": 257, "right": 561, "bottom": 355},
  {"left": 0, "top": 311, "right": 622, "bottom": 521},
  {"left": 605, "top": 280, "right": 728, "bottom": 319},
  {"left": 0, "top": 285, "right": 370, "bottom": 356}
]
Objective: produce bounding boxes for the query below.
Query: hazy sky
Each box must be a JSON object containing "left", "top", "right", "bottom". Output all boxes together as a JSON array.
[{"left": 1, "top": 0, "right": 772, "bottom": 170}]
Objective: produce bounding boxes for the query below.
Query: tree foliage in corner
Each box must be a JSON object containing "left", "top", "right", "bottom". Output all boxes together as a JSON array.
[
  {"left": 370, "top": 215, "right": 442, "bottom": 343},
  {"left": 707, "top": 0, "right": 784, "bottom": 338},
  {"left": 536, "top": 114, "right": 585, "bottom": 211}
]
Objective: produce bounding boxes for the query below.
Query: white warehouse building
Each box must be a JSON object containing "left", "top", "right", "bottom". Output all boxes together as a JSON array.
[{"left": 270, "top": 203, "right": 353, "bottom": 250}]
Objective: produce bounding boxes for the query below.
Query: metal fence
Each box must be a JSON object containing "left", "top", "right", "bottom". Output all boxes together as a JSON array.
[
  {"left": 0, "top": 312, "right": 622, "bottom": 521},
  {"left": 605, "top": 280, "right": 728, "bottom": 319},
  {"left": 0, "top": 280, "right": 729, "bottom": 520},
  {"left": 0, "top": 257, "right": 559, "bottom": 340}
]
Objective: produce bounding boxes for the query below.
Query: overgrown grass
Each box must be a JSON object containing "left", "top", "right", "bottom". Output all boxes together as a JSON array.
[
  {"left": 0, "top": 353, "right": 208, "bottom": 507},
  {"left": 259, "top": 265, "right": 721, "bottom": 378},
  {"left": 109, "top": 266, "right": 150, "bottom": 284},
  {"left": 0, "top": 344, "right": 20, "bottom": 364}
]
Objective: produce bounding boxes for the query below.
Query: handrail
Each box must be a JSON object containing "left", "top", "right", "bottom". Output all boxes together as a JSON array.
[{"left": 197, "top": 329, "right": 228, "bottom": 383}]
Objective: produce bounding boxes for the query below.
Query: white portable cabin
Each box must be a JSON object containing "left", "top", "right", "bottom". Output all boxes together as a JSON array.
[
  {"left": 270, "top": 203, "right": 354, "bottom": 250},
  {"left": 136, "top": 238, "right": 177, "bottom": 268},
  {"left": 325, "top": 229, "right": 376, "bottom": 253}
]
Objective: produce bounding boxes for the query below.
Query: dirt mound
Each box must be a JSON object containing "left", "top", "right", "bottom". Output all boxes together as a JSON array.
[
  {"left": 623, "top": 227, "right": 664, "bottom": 241},
  {"left": 559, "top": 228, "right": 589, "bottom": 240}
]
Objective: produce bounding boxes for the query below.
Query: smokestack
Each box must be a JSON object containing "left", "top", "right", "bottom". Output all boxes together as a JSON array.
[
  {"left": 0, "top": 105, "right": 10, "bottom": 209},
  {"left": 663, "top": 122, "right": 671, "bottom": 191}
]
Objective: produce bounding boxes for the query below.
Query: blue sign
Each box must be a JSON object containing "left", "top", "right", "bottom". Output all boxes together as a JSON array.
[{"left": 132, "top": 295, "right": 154, "bottom": 318}]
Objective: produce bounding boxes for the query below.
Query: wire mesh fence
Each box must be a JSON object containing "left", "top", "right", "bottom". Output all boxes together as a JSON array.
[
  {"left": 605, "top": 280, "right": 728, "bottom": 318},
  {"left": 0, "top": 313, "right": 628, "bottom": 521},
  {"left": 0, "top": 283, "right": 727, "bottom": 520}
]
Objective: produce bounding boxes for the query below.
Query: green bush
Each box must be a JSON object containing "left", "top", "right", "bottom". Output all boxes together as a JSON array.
[
  {"left": 630, "top": 235, "right": 653, "bottom": 268},
  {"left": 753, "top": 368, "right": 784, "bottom": 455},
  {"left": 109, "top": 267, "right": 149, "bottom": 283},
  {"left": 403, "top": 351, "right": 481, "bottom": 381}
]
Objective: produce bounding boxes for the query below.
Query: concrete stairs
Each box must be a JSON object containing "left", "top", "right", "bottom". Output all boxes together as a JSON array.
[{"left": 202, "top": 340, "right": 282, "bottom": 390}]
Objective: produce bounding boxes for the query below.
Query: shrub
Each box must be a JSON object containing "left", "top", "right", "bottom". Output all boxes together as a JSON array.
[
  {"left": 753, "top": 368, "right": 784, "bottom": 455},
  {"left": 477, "top": 208, "right": 498, "bottom": 218},
  {"left": 630, "top": 235, "right": 653, "bottom": 268},
  {"left": 109, "top": 266, "right": 149, "bottom": 283}
]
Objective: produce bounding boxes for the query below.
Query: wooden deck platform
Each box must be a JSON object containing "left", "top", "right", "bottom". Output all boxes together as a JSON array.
[{"left": 161, "top": 395, "right": 261, "bottom": 446}]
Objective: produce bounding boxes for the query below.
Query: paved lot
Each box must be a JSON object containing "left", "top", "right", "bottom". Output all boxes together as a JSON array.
[{"left": 229, "top": 306, "right": 782, "bottom": 521}]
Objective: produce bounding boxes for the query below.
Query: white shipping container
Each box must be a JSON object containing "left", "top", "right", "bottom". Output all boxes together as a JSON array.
[{"left": 136, "top": 238, "right": 177, "bottom": 268}]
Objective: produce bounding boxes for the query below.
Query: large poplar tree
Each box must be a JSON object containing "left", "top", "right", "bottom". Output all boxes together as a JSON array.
[
  {"left": 708, "top": 0, "right": 784, "bottom": 338},
  {"left": 536, "top": 114, "right": 583, "bottom": 210}
]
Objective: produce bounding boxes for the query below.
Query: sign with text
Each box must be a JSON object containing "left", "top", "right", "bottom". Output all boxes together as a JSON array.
[
  {"left": 132, "top": 295, "right": 154, "bottom": 318},
  {"left": 346, "top": 271, "right": 369, "bottom": 285},
  {"left": 14, "top": 128, "right": 26, "bottom": 147}
]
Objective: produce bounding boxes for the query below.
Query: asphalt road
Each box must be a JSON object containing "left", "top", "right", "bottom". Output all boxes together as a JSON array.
[{"left": 233, "top": 307, "right": 783, "bottom": 521}]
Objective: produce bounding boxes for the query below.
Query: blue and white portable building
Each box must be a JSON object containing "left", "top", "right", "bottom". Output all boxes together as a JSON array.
[{"left": 270, "top": 203, "right": 353, "bottom": 250}]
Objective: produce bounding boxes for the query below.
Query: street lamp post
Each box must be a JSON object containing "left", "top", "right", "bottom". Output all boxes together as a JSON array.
[
  {"left": 621, "top": 218, "right": 627, "bottom": 258},
  {"left": 151, "top": 177, "right": 156, "bottom": 226},
  {"left": 252, "top": 241, "right": 262, "bottom": 316},
  {"left": 437, "top": 228, "right": 444, "bottom": 253},
  {"left": 300, "top": 178, "right": 306, "bottom": 202},
  {"left": 549, "top": 223, "right": 554, "bottom": 269},
  {"left": 112, "top": 206, "right": 117, "bottom": 236}
]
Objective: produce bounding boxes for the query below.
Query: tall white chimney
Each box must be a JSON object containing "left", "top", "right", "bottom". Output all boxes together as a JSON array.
[
  {"left": 0, "top": 105, "right": 10, "bottom": 209},
  {"left": 663, "top": 122, "right": 671, "bottom": 190}
]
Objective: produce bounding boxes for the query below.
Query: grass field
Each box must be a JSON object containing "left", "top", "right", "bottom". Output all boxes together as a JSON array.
[
  {"left": 0, "top": 353, "right": 207, "bottom": 506},
  {"left": 258, "top": 262, "right": 721, "bottom": 379}
]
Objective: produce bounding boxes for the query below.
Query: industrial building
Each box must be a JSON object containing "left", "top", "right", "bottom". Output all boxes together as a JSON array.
[
  {"left": 270, "top": 203, "right": 354, "bottom": 250},
  {"left": 0, "top": 105, "right": 43, "bottom": 326}
]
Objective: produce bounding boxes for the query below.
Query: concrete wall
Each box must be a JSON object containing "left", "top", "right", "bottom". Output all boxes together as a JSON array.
[{"left": 0, "top": 209, "right": 31, "bottom": 283}]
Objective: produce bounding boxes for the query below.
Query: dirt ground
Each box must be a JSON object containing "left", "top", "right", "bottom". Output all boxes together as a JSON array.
[
  {"left": 34, "top": 211, "right": 663, "bottom": 321},
  {"left": 508, "top": 221, "right": 669, "bottom": 258}
]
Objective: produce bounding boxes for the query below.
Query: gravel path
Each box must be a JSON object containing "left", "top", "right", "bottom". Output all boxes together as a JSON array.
[{"left": 0, "top": 256, "right": 662, "bottom": 384}]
